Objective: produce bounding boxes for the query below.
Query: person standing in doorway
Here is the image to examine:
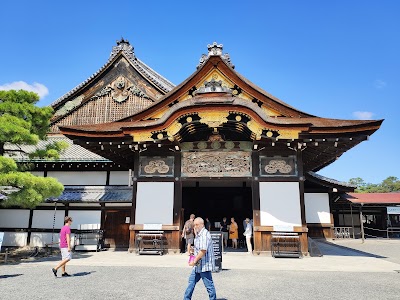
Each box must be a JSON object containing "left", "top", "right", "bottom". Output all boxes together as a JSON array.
[
  {"left": 229, "top": 217, "right": 238, "bottom": 249},
  {"left": 52, "top": 216, "right": 73, "bottom": 277},
  {"left": 182, "top": 214, "right": 195, "bottom": 254},
  {"left": 184, "top": 217, "right": 217, "bottom": 300},
  {"left": 243, "top": 218, "right": 253, "bottom": 254},
  {"left": 205, "top": 217, "right": 211, "bottom": 232},
  {"left": 219, "top": 217, "right": 228, "bottom": 249}
]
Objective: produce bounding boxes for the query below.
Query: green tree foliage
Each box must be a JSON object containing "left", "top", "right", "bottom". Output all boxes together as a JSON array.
[
  {"left": 0, "top": 90, "right": 64, "bottom": 208},
  {"left": 348, "top": 176, "right": 400, "bottom": 193}
]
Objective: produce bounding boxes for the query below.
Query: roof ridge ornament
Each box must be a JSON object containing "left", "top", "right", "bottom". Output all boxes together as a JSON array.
[
  {"left": 193, "top": 78, "right": 232, "bottom": 95},
  {"left": 197, "top": 42, "right": 235, "bottom": 69},
  {"left": 110, "top": 37, "right": 135, "bottom": 61}
]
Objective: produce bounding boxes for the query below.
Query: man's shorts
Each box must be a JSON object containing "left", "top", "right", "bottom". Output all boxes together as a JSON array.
[
  {"left": 186, "top": 237, "right": 194, "bottom": 246},
  {"left": 61, "top": 248, "right": 72, "bottom": 260},
  {"left": 222, "top": 232, "right": 228, "bottom": 241}
]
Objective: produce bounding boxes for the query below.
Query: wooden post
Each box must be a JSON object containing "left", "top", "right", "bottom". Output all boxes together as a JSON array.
[
  {"left": 171, "top": 151, "right": 182, "bottom": 253},
  {"left": 251, "top": 151, "right": 261, "bottom": 253},
  {"left": 129, "top": 151, "right": 139, "bottom": 252},
  {"left": 296, "top": 149, "right": 308, "bottom": 254},
  {"left": 359, "top": 204, "right": 365, "bottom": 243}
]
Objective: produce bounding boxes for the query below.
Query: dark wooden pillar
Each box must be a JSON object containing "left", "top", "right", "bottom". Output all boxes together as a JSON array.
[
  {"left": 251, "top": 151, "right": 261, "bottom": 253},
  {"left": 100, "top": 203, "right": 106, "bottom": 230},
  {"left": 26, "top": 209, "right": 34, "bottom": 246},
  {"left": 296, "top": 149, "right": 309, "bottom": 254},
  {"left": 129, "top": 152, "right": 139, "bottom": 252},
  {"left": 172, "top": 151, "right": 182, "bottom": 253}
]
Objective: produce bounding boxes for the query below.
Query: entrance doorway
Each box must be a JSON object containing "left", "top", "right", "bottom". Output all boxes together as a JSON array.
[
  {"left": 103, "top": 210, "right": 130, "bottom": 248},
  {"left": 182, "top": 181, "right": 252, "bottom": 251}
]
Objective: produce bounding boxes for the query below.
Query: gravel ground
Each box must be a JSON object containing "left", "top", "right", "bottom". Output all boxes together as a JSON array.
[
  {"left": 1, "top": 239, "right": 400, "bottom": 300},
  {"left": 1, "top": 264, "right": 400, "bottom": 300}
]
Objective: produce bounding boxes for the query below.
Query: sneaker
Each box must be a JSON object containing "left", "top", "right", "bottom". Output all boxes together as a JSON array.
[
  {"left": 62, "top": 272, "right": 71, "bottom": 277},
  {"left": 51, "top": 268, "right": 57, "bottom": 278}
]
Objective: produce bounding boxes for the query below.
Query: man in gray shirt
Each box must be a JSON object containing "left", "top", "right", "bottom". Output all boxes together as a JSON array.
[{"left": 182, "top": 214, "right": 195, "bottom": 254}]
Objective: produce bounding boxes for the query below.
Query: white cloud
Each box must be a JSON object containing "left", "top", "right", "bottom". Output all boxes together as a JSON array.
[
  {"left": 0, "top": 81, "right": 49, "bottom": 98},
  {"left": 373, "top": 79, "right": 387, "bottom": 89},
  {"left": 352, "top": 111, "right": 374, "bottom": 120}
]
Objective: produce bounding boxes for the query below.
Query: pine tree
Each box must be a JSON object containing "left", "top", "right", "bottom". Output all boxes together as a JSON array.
[{"left": 0, "top": 90, "right": 64, "bottom": 208}]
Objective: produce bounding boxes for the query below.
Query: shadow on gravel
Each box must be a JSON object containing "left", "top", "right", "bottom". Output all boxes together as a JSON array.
[
  {"left": 73, "top": 271, "right": 96, "bottom": 277},
  {"left": 22, "top": 252, "right": 93, "bottom": 264},
  {"left": 0, "top": 274, "right": 23, "bottom": 279},
  {"left": 316, "top": 240, "right": 386, "bottom": 258}
]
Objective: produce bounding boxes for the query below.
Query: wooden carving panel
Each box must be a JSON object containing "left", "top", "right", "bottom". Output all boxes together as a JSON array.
[{"left": 181, "top": 151, "right": 251, "bottom": 177}]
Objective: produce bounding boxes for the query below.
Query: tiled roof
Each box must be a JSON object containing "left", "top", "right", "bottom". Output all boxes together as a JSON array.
[
  {"left": 307, "top": 171, "right": 356, "bottom": 188},
  {"left": 343, "top": 192, "right": 400, "bottom": 204},
  {"left": 51, "top": 39, "right": 174, "bottom": 108},
  {"left": 47, "top": 186, "right": 132, "bottom": 203},
  {"left": 4, "top": 135, "right": 109, "bottom": 162}
]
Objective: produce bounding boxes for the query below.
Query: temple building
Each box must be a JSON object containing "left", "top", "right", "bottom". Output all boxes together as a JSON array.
[{"left": 0, "top": 39, "right": 382, "bottom": 254}]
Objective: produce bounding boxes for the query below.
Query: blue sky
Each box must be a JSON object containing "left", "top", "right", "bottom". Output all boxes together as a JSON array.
[{"left": 0, "top": 1, "right": 399, "bottom": 184}]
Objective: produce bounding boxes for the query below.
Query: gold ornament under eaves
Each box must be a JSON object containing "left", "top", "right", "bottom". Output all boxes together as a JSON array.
[
  {"left": 131, "top": 131, "right": 152, "bottom": 142},
  {"left": 198, "top": 111, "right": 229, "bottom": 128},
  {"left": 166, "top": 121, "right": 183, "bottom": 137},
  {"left": 276, "top": 129, "right": 300, "bottom": 139},
  {"left": 246, "top": 120, "right": 264, "bottom": 137}
]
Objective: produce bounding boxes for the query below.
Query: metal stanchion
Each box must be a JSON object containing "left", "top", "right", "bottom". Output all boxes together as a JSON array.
[
  {"left": 50, "top": 200, "right": 57, "bottom": 255},
  {"left": 359, "top": 203, "right": 365, "bottom": 243}
]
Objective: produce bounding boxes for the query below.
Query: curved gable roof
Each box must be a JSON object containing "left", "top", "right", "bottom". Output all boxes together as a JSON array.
[{"left": 51, "top": 39, "right": 175, "bottom": 110}]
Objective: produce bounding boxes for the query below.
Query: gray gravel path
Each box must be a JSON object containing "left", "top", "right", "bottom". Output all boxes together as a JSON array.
[{"left": 1, "top": 264, "right": 400, "bottom": 300}]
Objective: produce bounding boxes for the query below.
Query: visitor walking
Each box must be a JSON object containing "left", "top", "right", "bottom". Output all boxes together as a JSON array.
[
  {"left": 182, "top": 214, "right": 195, "bottom": 254},
  {"left": 184, "top": 217, "right": 216, "bottom": 300},
  {"left": 51, "top": 216, "right": 73, "bottom": 277}
]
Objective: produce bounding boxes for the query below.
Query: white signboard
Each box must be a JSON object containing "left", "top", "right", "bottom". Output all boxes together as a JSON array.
[
  {"left": 273, "top": 225, "right": 294, "bottom": 232},
  {"left": 387, "top": 207, "right": 400, "bottom": 215},
  {"left": 0, "top": 232, "right": 4, "bottom": 250},
  {"left": 143, "top": 224, "right": 162, "bottom": 230}
]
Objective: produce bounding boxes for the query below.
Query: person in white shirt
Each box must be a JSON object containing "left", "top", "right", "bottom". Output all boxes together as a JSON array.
[
  {"left": 243, "top": 218, "right": 253, "bottom": 254},
  {"left": 184, "top": 217, "right": 216, "bottom": 300}
]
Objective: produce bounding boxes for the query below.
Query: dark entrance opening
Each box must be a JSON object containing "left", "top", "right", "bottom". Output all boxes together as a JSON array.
[{"left": 182, "top": 181, "right": 252, "bottom": 251}]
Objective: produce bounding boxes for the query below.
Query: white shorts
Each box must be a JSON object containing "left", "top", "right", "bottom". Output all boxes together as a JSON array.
[{"left": 61, "top": 248, "right": 72, "bottom": 260}]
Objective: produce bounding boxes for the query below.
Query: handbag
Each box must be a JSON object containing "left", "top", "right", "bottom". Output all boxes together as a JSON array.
[{"left": 229, "top": 231, "right": 234, "bottom": 234}]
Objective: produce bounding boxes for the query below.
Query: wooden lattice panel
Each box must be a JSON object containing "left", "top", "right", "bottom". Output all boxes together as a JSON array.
[{"left": 51, "top": 94, "right": 153, "bottom": 132}]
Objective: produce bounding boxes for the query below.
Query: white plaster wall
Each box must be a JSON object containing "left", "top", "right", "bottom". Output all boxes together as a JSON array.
[
  {"left": 304, "top": 193, "right": 332, "bottom": 224},
  {"left": 32, "top": 210, "right": 65, "bottom": 229},
  {"left": 30, "top": 232, "right": 59, "bottom": 247},
  {"left": 68, "top": 211, "right": 101, "bottom": 230},
  {"left": 0, "top": 210, "right": 30, "bottom": 228},
  {"left": 1, "top": 232, "right": 28, "bottom": 247},
  {"left": 135, "top": 182, "right": 174, "bottom": 225},
  {"left": 30, "top": 232, "right": 76, "bottom": 248},
  {"left": 109, "top": 171, "right": 130, "bottom": 185},
  {"left": 47, "top": 171, "right": 107, "bottom": 185},
  {"left": 259, "top": 182, "right": 302, "bottom": 227}
]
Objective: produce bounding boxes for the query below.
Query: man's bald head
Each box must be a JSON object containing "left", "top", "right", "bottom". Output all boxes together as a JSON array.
[{"left": 194, "top": 217, "right": 204, "bottom": 228}]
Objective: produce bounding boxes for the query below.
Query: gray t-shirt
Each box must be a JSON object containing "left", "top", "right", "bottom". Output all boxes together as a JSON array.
[{"left": 184, "top": 219, "right": 194, "bottom": 238}]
